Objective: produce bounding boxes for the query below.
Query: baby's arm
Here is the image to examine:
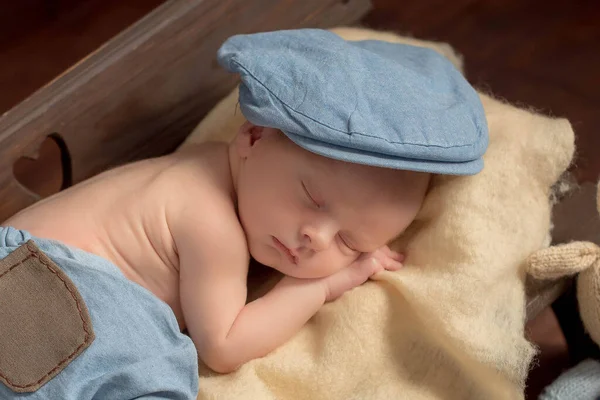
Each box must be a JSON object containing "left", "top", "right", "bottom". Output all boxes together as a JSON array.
[
  {"left": 211, "top": 249, "right": 402, "bottom": 370},
  {"left": 174, "top": 207, "right": 401, "bottom": 373}
]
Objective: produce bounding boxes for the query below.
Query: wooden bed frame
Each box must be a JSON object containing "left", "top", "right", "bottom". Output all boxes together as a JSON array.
[{"left": 0, "top": 0, "right": 371, "bottom": 222}]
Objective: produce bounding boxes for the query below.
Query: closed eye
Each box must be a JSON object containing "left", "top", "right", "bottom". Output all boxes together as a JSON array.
[
  {"left": 301, "top": 181, "right": 320, "bottom": 208},
  {"left": 338, "top": 233, "right": 359, "bottom": 253}
]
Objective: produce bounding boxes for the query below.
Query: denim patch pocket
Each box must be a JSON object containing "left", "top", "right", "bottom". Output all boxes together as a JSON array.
[{"left": 0, "top": 240, "right": 95, "bottom": 393}]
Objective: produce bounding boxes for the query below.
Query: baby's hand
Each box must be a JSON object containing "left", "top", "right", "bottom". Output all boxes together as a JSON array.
[{"left": 323, "top": 246, "right": 404, "bottom": 302}]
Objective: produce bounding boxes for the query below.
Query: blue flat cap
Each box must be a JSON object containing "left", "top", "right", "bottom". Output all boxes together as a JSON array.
[{"left": 217, "top": 29, "right": 489, "bottom": 175}]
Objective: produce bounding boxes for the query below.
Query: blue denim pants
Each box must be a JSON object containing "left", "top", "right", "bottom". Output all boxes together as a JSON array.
[{"left": 0, "top": 227, "right": 199, "bottom": 399}]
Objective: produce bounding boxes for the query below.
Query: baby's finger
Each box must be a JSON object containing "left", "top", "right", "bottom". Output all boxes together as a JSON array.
[
  {"left": 369, "top": 258, "right": 402, "bottom": 281},
  {"left": 381, "top": 246, "right": 405, "bottom": 262},
  {"left": 373, "top": 251, "right": 403, "bottom": 272},
  {"left": 383, "top": 259, "right": 403, "bottom": 271}
]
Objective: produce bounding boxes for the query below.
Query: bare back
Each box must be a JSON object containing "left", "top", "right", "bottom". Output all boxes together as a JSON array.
[{"left": 4, "top": 142, "right": 240, "bottom": 328}]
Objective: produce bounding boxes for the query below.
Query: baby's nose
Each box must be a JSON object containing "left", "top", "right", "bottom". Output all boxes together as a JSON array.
[{"left": 302, "top": 230, "right": 332, "bottom": 252}]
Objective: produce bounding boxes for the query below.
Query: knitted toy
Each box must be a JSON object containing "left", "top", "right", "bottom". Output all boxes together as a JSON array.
[{"left": 527, "top": 180, "right": 600, "bottom": 399}]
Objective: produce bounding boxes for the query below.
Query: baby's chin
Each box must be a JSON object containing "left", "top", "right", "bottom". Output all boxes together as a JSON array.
[
  {"left": 267, "top": 260, "right": 336, "bottom": 280},
  {"left": 253, "top": 252, "right": 327, "bottom": 279},
  {"left": 248, "top": 240, "right": 341, "bottom": 279},
  {"left": 256, "top": 254, "right": 303, "bottom": 278}
]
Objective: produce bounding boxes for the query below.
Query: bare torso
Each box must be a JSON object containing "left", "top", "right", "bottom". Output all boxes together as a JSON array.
[{"left": 4, "top": 143, "right": 236, "bottom": 328}]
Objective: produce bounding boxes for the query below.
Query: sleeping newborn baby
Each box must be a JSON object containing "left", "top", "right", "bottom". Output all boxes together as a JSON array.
[{"left": 0, "top": 29, "right": 488, "bottom": 399}]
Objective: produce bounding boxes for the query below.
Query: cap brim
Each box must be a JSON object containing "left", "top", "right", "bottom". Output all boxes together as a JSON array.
[{"left": 284, "top": 130, "right": 483, "bottom": 175}]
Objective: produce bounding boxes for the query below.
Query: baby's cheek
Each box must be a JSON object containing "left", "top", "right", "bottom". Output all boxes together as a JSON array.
[{"left": 310, "top": 250, "right": 355, "bottom": 277}]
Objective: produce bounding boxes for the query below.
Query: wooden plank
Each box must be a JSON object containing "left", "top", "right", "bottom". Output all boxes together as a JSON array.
[
  {"left": 0, "top": 0, "right": 166, "bottom": 113},
  {"left": 0, "top": 0, "right": 372, "bottom": 221}
]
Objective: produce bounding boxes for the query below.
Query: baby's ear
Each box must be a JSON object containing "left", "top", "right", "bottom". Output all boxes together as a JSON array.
[
  {"left": 527, "top": 241, "right": 600, "bottom": 280},
  {"left": 234, "top": 121, "right": 264, "bottom": 158}
]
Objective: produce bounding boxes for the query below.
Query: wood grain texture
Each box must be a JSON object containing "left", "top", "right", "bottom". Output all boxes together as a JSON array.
[
  {"left": 0, "top": 0, "right": 371, "bottom": 221},
  {"left": 0, "top": 0, "right": 166, "bottom": 114}
]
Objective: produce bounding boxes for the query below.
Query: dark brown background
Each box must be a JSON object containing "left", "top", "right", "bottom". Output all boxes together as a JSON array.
[{"left": 1, "top": 0, "right": 598, "bottom": 398}]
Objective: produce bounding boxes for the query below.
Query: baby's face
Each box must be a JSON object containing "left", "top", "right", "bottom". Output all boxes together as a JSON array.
[{"left": 233, "top": 124, "right": 429, "bottom": 279}]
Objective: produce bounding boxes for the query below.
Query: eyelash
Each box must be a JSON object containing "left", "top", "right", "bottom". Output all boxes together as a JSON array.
[{"left": 301, "top": 181, "right": 320, "bottom": 208}]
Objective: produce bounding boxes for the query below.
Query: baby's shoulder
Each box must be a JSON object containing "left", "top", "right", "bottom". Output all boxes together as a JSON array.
[
  {"left": 163, "top": 144, "right": 247, "bottom": 259},
  {"left": 163, "top": 143, "right": 234, "bottom": 210}
]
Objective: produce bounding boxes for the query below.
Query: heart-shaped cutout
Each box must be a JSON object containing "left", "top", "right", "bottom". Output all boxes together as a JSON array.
[{"left": 13, "top": 133, "right": 72, "bottom": 198}]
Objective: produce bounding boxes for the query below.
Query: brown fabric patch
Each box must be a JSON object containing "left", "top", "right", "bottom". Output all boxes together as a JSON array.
[{"left": 0, "top": 240, "right": 95, "bottom": 393}]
